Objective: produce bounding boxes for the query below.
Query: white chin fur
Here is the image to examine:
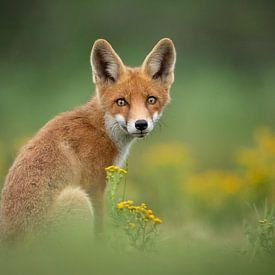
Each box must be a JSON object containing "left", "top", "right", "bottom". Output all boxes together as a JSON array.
[{"left": 104, "top": 112, "right": 162, "bottom": 166}]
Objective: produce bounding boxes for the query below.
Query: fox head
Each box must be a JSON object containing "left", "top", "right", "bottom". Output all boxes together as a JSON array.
[{"left": 90, "top": 38, "right": 176, "bottom": 140}]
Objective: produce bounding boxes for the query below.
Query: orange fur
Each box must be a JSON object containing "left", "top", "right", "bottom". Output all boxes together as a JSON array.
[{"left": 0, "top": 38, "right": 176, "bottom": 241}]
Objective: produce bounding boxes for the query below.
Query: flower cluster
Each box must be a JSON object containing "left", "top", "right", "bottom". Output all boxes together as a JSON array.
[
  {"left": 105, "top": 164, "right": 162, "bottom": 251},
  {"left": 116, "top": 200, "right": 162, "bottom": 225},
  {"left": 184, "top": 170, "right": 242, "bottom": 208},
  {"left": 178, "top": 128, "right": 275, "bottom": 214},
  {"left": 105, "top": 165, "right": 127, "bottom": 175}
]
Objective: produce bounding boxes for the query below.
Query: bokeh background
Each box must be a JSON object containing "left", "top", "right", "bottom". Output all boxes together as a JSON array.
[{"left": 0, "top": 0, "right": 275, "bottom": 274}]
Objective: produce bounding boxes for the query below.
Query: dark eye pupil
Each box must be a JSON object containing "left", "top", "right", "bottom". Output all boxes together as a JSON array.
[
  {"left": 148, "top": 97, "right": 156, "bottom": 104},
  {"left": 117, "top": 98, "right": 126, "bottom": 106}
]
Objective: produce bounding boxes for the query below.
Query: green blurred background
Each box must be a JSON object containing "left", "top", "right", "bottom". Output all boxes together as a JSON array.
[
  {"left": 0, "top": 0, "right": 275, "bottom": 273},
  {"left": 0, "top": 0, "right": 274, "bottom": 167},
  {"left": 1, "top": 0, "right": 274, "bottom": 213}
]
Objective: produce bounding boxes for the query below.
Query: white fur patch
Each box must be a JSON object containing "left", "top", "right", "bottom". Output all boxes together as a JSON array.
[
  {"left": 126, "top": 116, "right": 156, "bottom": 135},
  {"left": 153, "top": 111, "right": 162, "bottom": 123},
  {"left": 104, "top": 114, "right": 134, "bottom": 167},
  {"left": 126, "top": 119, "right": 137, "bottom": 134},
  {"left": 114, "top": 142, "right": 133, "bottom": 168},
  {"left": 115, "top": 114, "right": 127, "bottom": 128}
]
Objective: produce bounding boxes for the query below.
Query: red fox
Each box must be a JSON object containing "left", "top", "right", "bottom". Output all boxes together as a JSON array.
[{"left": 0, "top": 38, "right": 176, "bottom": 241}]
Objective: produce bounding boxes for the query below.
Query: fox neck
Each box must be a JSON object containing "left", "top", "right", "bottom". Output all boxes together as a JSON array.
[
  {"left": 85, "top": 97, "right": 135, "bottom": 167},
  {"left": 104, "top": 113, "right": 135, "bottom": 168}
]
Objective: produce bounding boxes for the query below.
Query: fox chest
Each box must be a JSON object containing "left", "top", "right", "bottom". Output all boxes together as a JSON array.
[{"left": 113, "top": 141, "right": 133, "bottom": 168}]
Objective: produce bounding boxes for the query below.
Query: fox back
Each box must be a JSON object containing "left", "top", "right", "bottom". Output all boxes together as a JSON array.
[{"left": 0, "top": 38, "right": 176, "bottom": 241}]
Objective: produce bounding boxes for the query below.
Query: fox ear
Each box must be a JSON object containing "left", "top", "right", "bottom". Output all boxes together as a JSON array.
[
  {"left": 142, "top": 38, "right": 176, "bottom": 87},
  {"left": 90, "top": 39, "right": 125, "bottom": 84}
]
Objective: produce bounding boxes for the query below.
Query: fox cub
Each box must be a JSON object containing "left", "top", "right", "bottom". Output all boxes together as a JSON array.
[{"left": 0, "top": 38, "right": 176, "bottom": 241}]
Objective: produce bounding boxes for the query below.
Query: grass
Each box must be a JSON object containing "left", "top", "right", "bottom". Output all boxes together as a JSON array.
[
  {"left": 1, "top": 156, "right": 274, "bottom": 275},
  {"left": 0, "top": 223, "right": 274, "bottom": 275}
]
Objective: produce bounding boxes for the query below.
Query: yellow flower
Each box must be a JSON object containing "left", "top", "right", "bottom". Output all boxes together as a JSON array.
[
  {"left": 117, "top": 202, "right": 125, "bottom": 209},
  {"left": 146, "top": 209, "right": 153, "bottom": 215},
  {"left": 105, "top": 165, "right": 116, "bottom": 172},
  {"left": 154, "top": 218, "right": 162, "bottom": 224},
  {"left": 141, "top": 203, "right": 147, "bottom": 209},
  {"left": 183, "top": 170, "right": 242, "bottom": 208},
  {"left": 105, "top": 165, "right": 128, "bottom": 175},
  {"left": 148, "top": 214, "right": 155, "bottom": 220},
  {"left": 118, "top": 168, "right": 128, "bottom": 175}
]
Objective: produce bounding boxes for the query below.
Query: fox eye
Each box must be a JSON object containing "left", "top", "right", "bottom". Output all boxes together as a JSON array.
[
  {"left": 116, "top": 98, "right": 127, "bottom": 106},
  {"left": 147, "top": 96, "right": 157, "bottom": 105}
]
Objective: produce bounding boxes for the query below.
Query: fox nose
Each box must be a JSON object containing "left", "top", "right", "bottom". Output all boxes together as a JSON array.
[{"left": 135, "top": 120, "right": 148, "bottom": 131}]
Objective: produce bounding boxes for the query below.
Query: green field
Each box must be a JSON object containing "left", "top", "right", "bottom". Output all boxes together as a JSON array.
[{"left": 0, "top": 0, "right": 275, "bottom": 274}]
